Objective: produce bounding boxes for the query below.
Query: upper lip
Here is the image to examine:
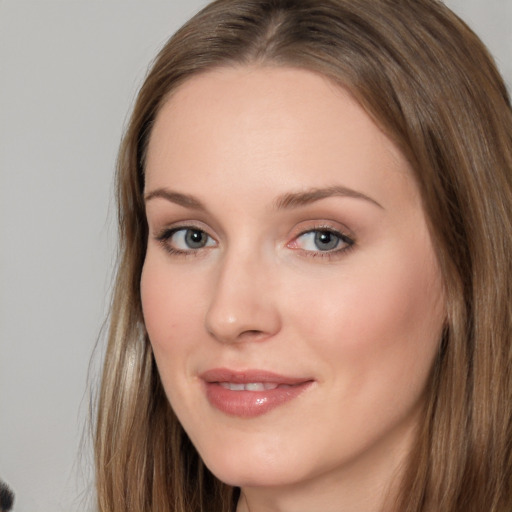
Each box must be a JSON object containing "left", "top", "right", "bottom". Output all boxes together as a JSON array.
[{"left": 200, "top": 368, "right": 312, "bottom": 385}]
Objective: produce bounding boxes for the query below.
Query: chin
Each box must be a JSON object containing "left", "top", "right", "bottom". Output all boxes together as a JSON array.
[
  {"left": 198, "top": 441, "right": 307, "bottom": 488},
  {"left": 208, "top": 462, "right": 299, "bottom": 489}
]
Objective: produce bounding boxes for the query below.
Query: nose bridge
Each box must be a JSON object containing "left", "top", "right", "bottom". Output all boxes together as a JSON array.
[{"left": 204, "top": 242, "right": 280, "bottom": 343}]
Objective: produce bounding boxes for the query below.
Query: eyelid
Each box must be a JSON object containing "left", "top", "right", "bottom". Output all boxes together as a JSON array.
[
  {"left": 151, "top": 216, "right": 215, "bottom": 239},
  {"left": 287, "top": 222, "right": 355, "bottom": 258},
  {"left": 151, "top": 217, "right": 212, "bottom": 235},
  {"left": 151, "top": 219, "right": 355, "bottom": 259},
  {"left": 154, "top": 222, "right": 218, "bottom": 256},
  {"left": 288, "top": 220, "right": 355, "bottom": 242}
]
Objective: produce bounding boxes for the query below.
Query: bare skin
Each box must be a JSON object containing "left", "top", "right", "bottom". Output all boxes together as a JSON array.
[{"left": 142, "top": 66, "right": 445, "bottom": 512}]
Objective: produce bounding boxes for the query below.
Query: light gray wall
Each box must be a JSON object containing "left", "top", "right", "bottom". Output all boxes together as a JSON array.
[
  {"left": 0, "top": 3, "right": 209, "bottom": 511},
  {"left": 0, "top": 2, "right": 510, "bottom": 511}
]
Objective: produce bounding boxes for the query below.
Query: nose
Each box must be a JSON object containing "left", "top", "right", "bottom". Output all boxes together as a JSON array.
[{"left": 204, "top": 250, "right": 281, "bottom": 344}]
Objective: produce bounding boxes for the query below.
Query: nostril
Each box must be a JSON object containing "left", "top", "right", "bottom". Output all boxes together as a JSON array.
[{"left": 238, "top": 329, "right": 267, "bottom": 340}]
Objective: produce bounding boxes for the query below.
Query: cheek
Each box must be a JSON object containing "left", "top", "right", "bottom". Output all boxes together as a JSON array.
[
  {"left": 140, "top": 262, "right": 174, "bottom": 349},
  {"left": 140, "top": 256, "right": 204, "bottom": 356},
  {"left": 140, "top": 256, "right": 210, "bottom": 421},
  {"left": 288, "top": 244, "right": 445, "bottom": 389}
]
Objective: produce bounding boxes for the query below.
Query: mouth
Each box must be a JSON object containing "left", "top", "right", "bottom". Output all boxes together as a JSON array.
[
  {"left": 200, "top": 368, "right": 313, "bottom": 418},
  {"left": 218, "top": 382, "right": 293, "bottom": 391}
]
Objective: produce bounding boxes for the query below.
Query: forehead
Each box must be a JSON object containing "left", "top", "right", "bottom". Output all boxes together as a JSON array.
[{"left": 145, "top": 65, "right": 418, "bottom": 211}]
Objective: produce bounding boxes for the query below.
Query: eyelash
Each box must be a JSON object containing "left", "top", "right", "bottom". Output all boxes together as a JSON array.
[
  {"left": 155, "top": 226, "right": 217, "bottom": 258},
  {"left": 289, "top": 226, "right": 355, "bottom": 260},
  {"left": 154, "top": 224, "right": 355, "bottom": 260}
]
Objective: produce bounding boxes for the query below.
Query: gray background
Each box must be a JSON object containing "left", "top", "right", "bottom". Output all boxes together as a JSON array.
[{"left": 0, "top": 1, "right": 510, "bottom": 511}]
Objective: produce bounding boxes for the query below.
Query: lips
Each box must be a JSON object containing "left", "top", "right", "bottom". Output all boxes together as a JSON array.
[{"left": 200, "top": 368, "right": 313, "bottom": 417}]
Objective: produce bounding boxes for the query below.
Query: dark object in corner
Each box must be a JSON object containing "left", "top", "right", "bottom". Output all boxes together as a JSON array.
[{"left": 0, "top": 480, "right": 14, "bottom": 512}]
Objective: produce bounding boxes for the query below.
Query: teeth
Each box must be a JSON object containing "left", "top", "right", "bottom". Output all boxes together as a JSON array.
[
  {"left": 220, "top": 382, "right": 245, "bottom": 391},
  {"left": 245, "top": 382, "right": 265, "bottom": 391},
  {"left": 219, "top": 382, "right": 280, "bottom": 391}
]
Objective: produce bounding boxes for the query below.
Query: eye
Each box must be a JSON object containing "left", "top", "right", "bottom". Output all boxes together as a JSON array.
[
  {"left": 156, "top": 227, "right": 216, "bottom": 254},
  {"left": 289, "top": 228, "right": 354, "bottom": 255}
]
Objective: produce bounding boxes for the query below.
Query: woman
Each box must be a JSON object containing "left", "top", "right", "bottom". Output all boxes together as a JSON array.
[{"left": 94, "top": 0, "right": 512, "bottom": 511}]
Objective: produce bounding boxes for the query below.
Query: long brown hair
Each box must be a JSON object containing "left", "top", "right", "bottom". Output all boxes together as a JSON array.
[{"left": 94, "top": 1, "right": 512, "bottom": 510}]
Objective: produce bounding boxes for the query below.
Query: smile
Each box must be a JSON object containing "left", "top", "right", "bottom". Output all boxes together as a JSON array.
[{"left": 200, "top": 369, "right": 313, "bottom": 417}]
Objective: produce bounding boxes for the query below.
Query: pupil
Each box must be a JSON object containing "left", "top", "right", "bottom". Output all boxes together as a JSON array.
[
  {"left": 314, "top": 231, "right": 339, "bottom": 251},
  {"left": 186, "top": 229, "right": 206, "bottom": 248}
]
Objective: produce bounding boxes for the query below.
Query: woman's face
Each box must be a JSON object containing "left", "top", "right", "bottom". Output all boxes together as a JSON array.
[{"left": 141, "top": 66, "right": 445, "bottom": 509}]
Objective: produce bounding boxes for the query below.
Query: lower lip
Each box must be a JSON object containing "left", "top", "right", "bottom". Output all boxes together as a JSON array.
[{"left": 204, "top": 381, "right": 312, "bottom": 418}]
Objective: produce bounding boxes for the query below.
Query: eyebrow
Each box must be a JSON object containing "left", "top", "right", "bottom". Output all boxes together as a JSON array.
[
  {"left": 144, "top": 188, "right": 206, "bottom": 210},
  {"left": 274, "top": 185, "right": 383, "bottom": 210},
  {"left": 144, "top": 185, "right": 383, "bottom": 211}
]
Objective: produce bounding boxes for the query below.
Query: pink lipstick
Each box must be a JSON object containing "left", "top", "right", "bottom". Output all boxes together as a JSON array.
[{"left": 200, "top": 368, "right": 313, "bottom": 418}]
